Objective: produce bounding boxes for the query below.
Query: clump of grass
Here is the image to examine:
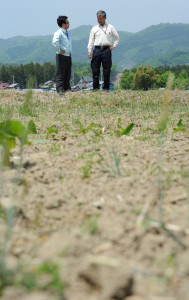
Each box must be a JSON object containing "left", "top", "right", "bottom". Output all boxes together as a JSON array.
[
  {"left": 158, "top": 73, "right": 175, "bottom": 134},
  {"left": 81, "top": 215, "right": 99, "bottom": 235},
  {"left": 0, "top": 106, "right": 13, "bottom": 122},
  {"left": 98, "top": 147, "right": 122, "bottom": 177},
  {"left": 80, "top": 158, "right": 93, "bottom": 179},
  {"left": 157, "top": 73, "right": 175, "bottom": 223},
  {"left": 72, "top": 119, "right": 103, "bottom": 138},
  {"left": 0, "top": 261, "right": 64, "bottom": 298},
  {"left": 19, "top": 76, "right": 38, "bottom": 117},
  {"left": 20, "top": 262, "right": 64, "bottom": 293},
  {"left": 78, "top": 150, "right": 99, "bottom": 179},
  {"left": 49, "top": 143, "right": 61, "bottom": 154}
]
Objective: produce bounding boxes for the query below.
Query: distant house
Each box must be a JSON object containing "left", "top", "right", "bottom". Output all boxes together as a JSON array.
[
  {"left": 71, "top": 85, "right": 81, "bottom": 92},
  {"left": 44, "top": 80, "right": 56, "bottom": 86},
  {"left": 39, "top": 80, "right": 56, "bottom": 90},
  {"left": 0, "top": 82, "right": 10, "bottom": 89},
  {"left": 78, "top": 76, "right": 93, "bottom": 89},
  {"left": 71, "top": 76, "right": 93, "bottom": 91},
  {"left": 8, "top": 83, "right": 20, "bottom": 89}
]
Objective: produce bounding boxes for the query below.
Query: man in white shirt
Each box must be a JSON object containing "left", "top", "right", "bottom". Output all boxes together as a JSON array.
[
  {"left": 52, "top": 16, "right": 72, "bottom": 95},
  {"left": 88, "top": 10, "right": 119, "bottom": 91}
]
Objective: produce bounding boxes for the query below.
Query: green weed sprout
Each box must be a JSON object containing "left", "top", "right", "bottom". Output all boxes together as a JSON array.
[
  {"left": 172, "top": 118, "right": 187, "bottom": 135},
  {"left": 115, "top": 117, "right": 134, "bottom": 137},
  {"left": 0, "top": 120, "right": 37, "bottom": 167}
]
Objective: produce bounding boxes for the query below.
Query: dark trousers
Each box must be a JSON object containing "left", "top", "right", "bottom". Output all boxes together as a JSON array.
[
  {"left": 91, "top": 47, "right": 112, "bottom": 90},
  {"left": 56, "top": 54, "right": 72, "bottom": 93}
]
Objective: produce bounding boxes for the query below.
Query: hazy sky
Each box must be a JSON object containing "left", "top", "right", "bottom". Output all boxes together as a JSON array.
[{"left": 0, "top": 0, "right": 189, "bottom": 38}]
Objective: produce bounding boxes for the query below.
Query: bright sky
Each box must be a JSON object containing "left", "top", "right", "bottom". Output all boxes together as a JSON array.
[{"left": 0, "top": 0, "right": 189, "bottom": 38}]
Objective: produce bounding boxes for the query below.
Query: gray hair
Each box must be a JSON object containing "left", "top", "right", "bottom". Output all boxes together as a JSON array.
[{"left": 96, "top": 10, "right": 106, "bottom": 19}]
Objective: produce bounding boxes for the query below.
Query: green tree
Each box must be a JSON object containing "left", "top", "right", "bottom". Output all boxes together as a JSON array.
[
  {"left": 0, "top": 61, "right": 117, "bottom": 88},
  {"left": 133, "top": 66, "right": 157, "bottom": 90},
  {"left": 0, "top": 65, "right": 10, "bottom": 82},
  {"left": 43, "top": 62, "right": 56, "bottom": 82},
  {"left": 156, "top": 71, "right": 172, "bottom": 88},
  {"left": 174, "top": 70, "right": 189, "bottom": 90},
  {"left": 120, "top": 69, "right": 134, "bottom": 89}
]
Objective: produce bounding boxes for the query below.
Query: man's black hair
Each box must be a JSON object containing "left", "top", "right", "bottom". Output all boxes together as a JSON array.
[
  {"left": 96, "top": 10, "right": 106, "bottom": 19},
  {"left": 57, "top": 16, "right": 68, "bottom": 27}
]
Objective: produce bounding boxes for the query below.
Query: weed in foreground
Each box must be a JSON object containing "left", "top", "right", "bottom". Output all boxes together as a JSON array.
[
  {"left": 0, "top": 119, "right": 36, "bottom": 167},
  {"left": 0, "top": 261, "right": 64, "bottom": 298},
  {"left": 114, "top": 117, "right": 134, "bottom": 137},
  {"left": 98, "top": 147, "right": 122, "bottom": 177},
  {"left": 80, "top": 215, "right": 99, "bottom": 235}
]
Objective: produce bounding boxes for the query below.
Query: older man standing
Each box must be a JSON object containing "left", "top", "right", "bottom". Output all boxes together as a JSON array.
[{"left": 88, "top": 10, "right": 119, "bottom": 91}]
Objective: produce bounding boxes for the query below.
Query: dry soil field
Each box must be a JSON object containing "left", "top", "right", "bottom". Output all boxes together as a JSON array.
[{"left": 0, "top": 89, "right": 189, "bottom": 300}]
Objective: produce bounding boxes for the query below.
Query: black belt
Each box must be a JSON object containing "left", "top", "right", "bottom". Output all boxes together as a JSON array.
[{"left": 95, "top": 46, "right": 110, "bottom": 50}]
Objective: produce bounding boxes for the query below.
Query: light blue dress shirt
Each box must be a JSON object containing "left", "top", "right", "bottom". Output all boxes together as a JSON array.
[{"left": 52, "top": 28, "right": 72, "bottom": 56}]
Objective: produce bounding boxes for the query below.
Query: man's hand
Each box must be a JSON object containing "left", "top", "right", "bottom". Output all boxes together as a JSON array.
[
  {"left": 109, "top": 46, "right": 115, "bottom": 51},
  {"left": 59, "top": 50, "right": 65, "bottom": 55},
  {"left": 88, "top": 52, "right": 92, "bottom": 59}
]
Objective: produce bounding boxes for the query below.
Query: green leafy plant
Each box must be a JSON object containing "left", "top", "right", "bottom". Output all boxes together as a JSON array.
[
  {"left": 172, "top": 118, "right": 187, "bottom": 135},
  {"left": 0, "top": 120, "right": 37, "bottom": 167},
  {"left": 28, "top": 120, "right": 37, "bottom": 134},
  {"left": 46, "top": 125, "right": 59, "bottom": 138},
  {"left": 73, "top": 119, "right": 103, "bottom": 137},
  {"left": 115, "top": 118, "right": 134, "bottom": 137}
]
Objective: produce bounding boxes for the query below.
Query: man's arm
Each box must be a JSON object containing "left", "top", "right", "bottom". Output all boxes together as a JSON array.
[
  {"left": 87, "top": 28, "right": 95, "bottom": 59},
  {"left": 52, "top": 31, "right": 65, "bottom": 54},
  {"left": 110, "top": 25, "right": 119, "bottom": 50}
]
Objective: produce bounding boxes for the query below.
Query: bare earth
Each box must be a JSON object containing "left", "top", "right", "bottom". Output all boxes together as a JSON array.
[{"left": 0, "top": 89, "right": 189, "bottom": 300}]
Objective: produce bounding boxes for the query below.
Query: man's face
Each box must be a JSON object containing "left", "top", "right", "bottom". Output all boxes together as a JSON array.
[
  {"left": 97, "top": 15, "right": 106, "bottom": 26},
  {"left": 62, "top": 19, "right": 70, "bottom": 29},
  {"left": 65, "top": 19, "right": 70, "bottom": 29}
]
